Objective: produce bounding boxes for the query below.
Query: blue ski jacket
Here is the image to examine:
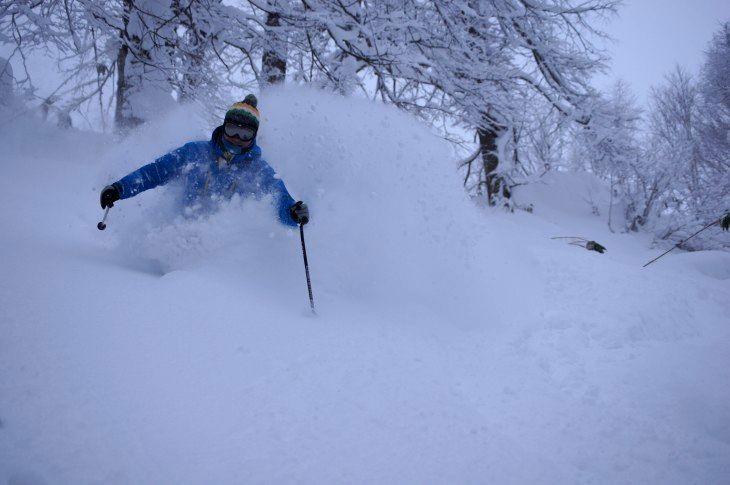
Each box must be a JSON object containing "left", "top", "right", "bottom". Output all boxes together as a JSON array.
[{"left": 115, "top": 126, "right": 298, "bottom": 226}]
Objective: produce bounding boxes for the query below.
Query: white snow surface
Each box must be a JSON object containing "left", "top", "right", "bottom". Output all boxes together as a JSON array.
[{"left": 1, "top": 88, "right": 729, "bottom": 484}]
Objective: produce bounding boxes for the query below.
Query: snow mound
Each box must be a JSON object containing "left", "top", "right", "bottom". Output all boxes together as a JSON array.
[{"left": 513, "top": 171, "right": 623, "bottom": 224}]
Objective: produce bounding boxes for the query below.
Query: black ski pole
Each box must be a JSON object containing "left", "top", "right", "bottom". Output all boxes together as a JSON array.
[
  {"left": 642, "top": 218, "right": 721, "bottom": 268},
  {"left": 299, "top": 223, "right": 315, "bottom": 314},
  {"left": 97, "top": 207, "right": 111, "bottom": 231}
]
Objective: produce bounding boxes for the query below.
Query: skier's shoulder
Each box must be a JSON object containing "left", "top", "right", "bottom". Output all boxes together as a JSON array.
[
  {"left": 177, "top": 139, "right": 211, "bottom": 156},
  {"left": 147, "top": 140, "right": 211, "bottom": 177},
  {"left": 172, "top": 140, "right": 217, "bottom": 168}
]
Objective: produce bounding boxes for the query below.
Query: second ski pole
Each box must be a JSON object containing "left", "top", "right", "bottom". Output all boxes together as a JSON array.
[{"left": 299, "top": 223, "right": 315, "bottom": 314}]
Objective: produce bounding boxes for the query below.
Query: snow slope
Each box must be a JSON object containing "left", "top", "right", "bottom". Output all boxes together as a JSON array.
[{"left": 1, "top": 89, "right": 729, "bottom": 484}]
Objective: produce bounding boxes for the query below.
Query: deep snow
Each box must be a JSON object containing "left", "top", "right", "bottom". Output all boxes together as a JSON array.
[{"left": 1, "top": 89, "right": 729, "bottom": 484}]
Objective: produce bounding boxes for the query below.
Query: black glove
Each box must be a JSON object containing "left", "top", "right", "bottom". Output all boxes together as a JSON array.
[
  {"left": 290, "top": 201, "right": 310, "bottom": 225},
  {"left": 721, "top": 213, "right": 730, "bottom": 231},
  {"left": 100, "top": 183, "right": 121, "bottom": 209}
]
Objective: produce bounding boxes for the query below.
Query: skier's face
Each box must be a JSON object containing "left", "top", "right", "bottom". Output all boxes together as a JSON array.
[
  {"left": 224, "top": 122, "right": 255, "bottom": 147},
  {"left": 224, "top": 132, "right": 253, "bottom": 148}
]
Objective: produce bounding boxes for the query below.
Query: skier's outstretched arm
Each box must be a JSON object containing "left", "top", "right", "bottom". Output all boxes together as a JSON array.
[{"left": 100, "top": 143, "right": 197, "bottom": 208}]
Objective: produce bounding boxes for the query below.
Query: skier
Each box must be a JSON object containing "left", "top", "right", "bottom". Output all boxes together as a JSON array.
[{"left": 99, "top": 94, "right": 309, "bottom": 227}]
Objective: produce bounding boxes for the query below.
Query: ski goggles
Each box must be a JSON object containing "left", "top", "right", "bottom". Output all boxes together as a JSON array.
[{"left": 224, "top": 122, "right": 256, "bottom": 141}]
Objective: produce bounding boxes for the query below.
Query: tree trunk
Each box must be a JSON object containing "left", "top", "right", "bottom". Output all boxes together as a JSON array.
[
  {"left": 114, "top": 0, "right": 143, "bottom": 131},
  {"left": 172, "top": 0, "right": 208, "bottom": 102},
  {"left": 114, "top": 43, "right": 130, "bottom": 129},
  {"left": 477, "top": 124, "right": 509, "bottom": 205},
  {"left": 261, "top": 11, "right": 287, "bottom": 86}
]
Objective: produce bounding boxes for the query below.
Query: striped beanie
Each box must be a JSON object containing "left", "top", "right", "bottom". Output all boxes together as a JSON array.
[{"left": 224, "top": 94, "right": 260, "bottom": 131}]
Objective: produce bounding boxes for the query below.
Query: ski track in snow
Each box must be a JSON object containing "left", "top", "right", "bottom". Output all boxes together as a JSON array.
[{"left": 1, "top": 89, "right": 729, "bottom": 484}]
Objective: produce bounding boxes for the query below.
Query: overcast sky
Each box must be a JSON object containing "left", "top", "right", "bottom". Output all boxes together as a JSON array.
[{"left": 595, "top": 0, "right": 730, "bottom": 105}]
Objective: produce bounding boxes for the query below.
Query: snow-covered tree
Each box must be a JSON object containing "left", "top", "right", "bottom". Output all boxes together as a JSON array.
[
  {"left": 698, "top": 22, "right": 730, "bottom": 167},
  {"left": 0, "top": 1, "right": 114, "bottom": 126},
  {"left": 2, "top": 0, "right": 618, "bottom": 159},
  {"left": 644, "top": 65, "right": 728, "bottom": 248},
  {"left": 272, "top": 0, "right": 618, "bottom": 204},
  {"left": 570, "top": 81, "right": 644, "bottom": 230},
  {"left": 591, "top": 23, "right": 730, "bottom": 250},
  {"left": 696, "top": 21, "right": 730, "bottom": 228},
  {"left": 0, "top": 0, "right": 265, "bottom": 130}
]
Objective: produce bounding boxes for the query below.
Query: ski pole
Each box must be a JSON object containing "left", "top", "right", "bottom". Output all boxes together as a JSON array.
[
  {"left": 97, "top": 207, "right": 111, "bottom": 231},
  {"left": 642, "top": 218, "right": 720, "bottom": 268},
  {"left": 299, "top": 223, "right": 316, "bottom": 314}
]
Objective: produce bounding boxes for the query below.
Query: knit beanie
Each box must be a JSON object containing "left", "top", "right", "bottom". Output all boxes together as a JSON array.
[{"left": 224, "top": 94, "right": 260, "bottom": 131}]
